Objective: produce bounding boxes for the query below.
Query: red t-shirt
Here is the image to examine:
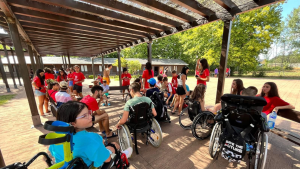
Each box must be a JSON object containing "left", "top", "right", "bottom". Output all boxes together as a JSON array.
[
  {"left": 80, "top": 95, "right": 99, "bottom": 111},
  {"left": 48, "top": 89, "right": 58, "bottom": 102},
  {"left": 33, "top": 76, "right": 46, "bottom": 93},
  {"left": 73, "top": 72, "right": 85, "bottom": 86},
  {"left": 44, "top": 72, "right": 55, "bottom": 85},
  {"left": 167, "top": 83, "right": 176, "bottom": 95},
  {"left": 171, "top": 76, "right": 178, "bottom": 88},
  {"left": 57, "top": 75, "right": 67, "bottom": 82},
  {"left": 67, "top": 73, "right": 73, "bottom": 81},
  {"left": 197, "top": 69, "right": 209, "bottom": 85},
  {"left": 121, "top": 73, "right": 132, "bottom": 86},
  {"left": 261, "top": 96, "right": 289, "bottom": 115},
  {"left": 142, "top": 69, "right": 154, "bottom": 89},
  {"left": 226, "top": 68, "right": 229, "bottom": 73}
]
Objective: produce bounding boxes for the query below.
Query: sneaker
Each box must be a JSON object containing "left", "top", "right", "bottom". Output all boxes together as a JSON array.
[
  {"left": 108, "top": 103, "right": 111, "bottom": 106},
  {"left": 122, "top": 147, "right": 133, "bottom": 159},
  {"left": 102, "top": 103, "right": 106, "bottom": 106}
]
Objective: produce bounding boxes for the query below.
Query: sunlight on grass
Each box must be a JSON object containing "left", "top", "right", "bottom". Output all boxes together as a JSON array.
[{"left": 0, "top": 94, "right": 16, "bottom": 106}]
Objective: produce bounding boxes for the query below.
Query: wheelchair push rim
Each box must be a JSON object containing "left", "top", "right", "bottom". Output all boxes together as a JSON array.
[
  {"left": 148, "top": 118, "right": 163, "bottom": 147},
  {"left": 118, "top": 125, "right": 133, "bottom": 156},
  {"left": 191, "top": 112, "right": 215, "bottom": 140},
  {"left": 209, "top": 122, "right": 222, "bottom": 158},
  {"left": 254, "top": 132, "right": 268, "bottom": 169},
  {"left": 179, "top": 107, "right": 193, "bottom": 129}
]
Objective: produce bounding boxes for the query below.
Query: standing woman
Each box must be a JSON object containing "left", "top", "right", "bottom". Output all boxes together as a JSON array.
[
  {"left": 177, "top": 66, "right": 189, "bottom": 116},
  {"left": 196, "top": 59, "right": 210, "bottom": 87},
  {"left": 57, "top": 69, "right": 68, "bottom": 83},
  {"left": 68, "top": 67, "right": 74, "bottom": 93},
  {"left": 230, "top": 79, "right": 244, "bottom": 95},
  {"left": 32, "top": 69, "right": 49, "bottom": 116},
  {"left": 142, "top": 62, "right": 154, "bottom": 93},
  {"left": 258, "top": 82, "right": 295, "bottom": 115},
  {"left": 121, "top": 68, "right": 131, "bottom": 99}
]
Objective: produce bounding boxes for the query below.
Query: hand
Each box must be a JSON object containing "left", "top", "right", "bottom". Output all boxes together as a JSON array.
[
  {"left": 75, "top": 81, "right": 78, "bottom": 84},
  {"left": 274, "top": 107, "right": 279, "bottom": 113},
  {"left": 166, "top": 100, "right": 169, "bottom": 105},
  {"left": 115, "top": 123, "right": 121, "bottom": 129}
]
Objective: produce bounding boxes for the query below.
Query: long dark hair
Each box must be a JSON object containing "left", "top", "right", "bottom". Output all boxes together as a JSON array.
[
  {"left": 145, "top": 62, "right": 152, "bottom": 76},
  {"left": 200, "top": 58, "right": 209, "bottom": 74},
  {"left": 231, "top": 79, "right": 244, "bottom": 95},
  {"left": 179, "top": 66, "right": 189, "bottom": 80},
  {"left": 36, "top": 69, "right": 45, "bottom": 85},
  {"left": 191, "top": 84, "right": 206, "bottom": 102},
  {"left": 57, "top": 101, "right": 88, "bottom": 123},
  {"left": 58, "top": 69, "right": 67, "bottom": 80},
  {"left": 261, "top": 82, "right": 280, "bottom": 98}
]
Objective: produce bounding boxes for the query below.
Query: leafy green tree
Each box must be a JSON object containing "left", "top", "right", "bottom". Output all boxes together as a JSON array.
[
  {"left": 112, "top": 57, "right": 128, "bottom": 68},
  {"left": 127, "top": 60, "right": 141, "bottom": 75},
  {"left": 287, "top": 5, "right": 300, "bottom": 51}
]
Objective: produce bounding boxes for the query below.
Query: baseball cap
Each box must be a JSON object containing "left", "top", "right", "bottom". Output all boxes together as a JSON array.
[
  {"left": 147, "top": 78, "right": 156, "bottom": 86},
  {"left": 98, "top": 74, "right": 101, "bottom": 76},
  {"left": 59, "top": 81, "right": 68, "bottom": 89}
]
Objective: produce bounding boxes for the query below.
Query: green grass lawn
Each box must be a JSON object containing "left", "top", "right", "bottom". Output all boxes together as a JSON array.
[{"left": 0, "top": 94, "right": 16, "bottom": 106}]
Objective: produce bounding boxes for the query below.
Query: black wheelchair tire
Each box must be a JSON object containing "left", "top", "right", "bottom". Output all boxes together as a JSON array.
[
  {"left": 179, "top": 107, "right": 192, "bottom": 129},
  {"left": 191, "top": 112, "right": 215, "bottom": 140}
]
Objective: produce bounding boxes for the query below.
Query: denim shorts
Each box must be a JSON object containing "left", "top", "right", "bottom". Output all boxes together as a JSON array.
[
  {"left": 35, "top": 90, "right": 46, "bottom": 96},
  {"left": 69, "top": 81, "right": 73, "bottom": 87}
]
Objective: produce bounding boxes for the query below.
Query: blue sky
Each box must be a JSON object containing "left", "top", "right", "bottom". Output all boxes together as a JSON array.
[{"left": 281, "top": 0, "right": 300, "bottom": 21}]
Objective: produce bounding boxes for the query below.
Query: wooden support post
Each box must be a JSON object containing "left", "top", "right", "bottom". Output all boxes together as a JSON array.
[
  {"left": 118, "top": 50, "right": 122, "bottom": 90},
  {"left": 102, "top": 55, "right": 105, "bottom": 73},
  {"left": 147, "top": 40, "right": 152, "bottom": 64},
  {"left": 68, "top": 54, "right": 71, "bottom": 68},
  {"left": 0, "top": 53, "right": 10, "bottom": 92},
  {"left": 215, "top": 20, "right": 232, "bottom": 104},
  {"left": 61, "top": 55, "right": 65, "bottom": 69},
  {"left": 0, "top": 149, "right": 5, "bottom": 168},
  {"left": 2, "top": 41, "right": 17, "bottom": 89},
  {"left": 40, "top": 56, "right": 44, "bottom": 68},
  {"left": 92, "top": 57, "right": 95, "bottom": 80},
  {"left": 28, "top": 44, "right": 36, "bottom": 74},
  {"left": 10, "top": 48, "right": 22, "bottom": 86},
  {"left": 64, "top": 55, "right": 67, "bottom": 69},
  {"left": 7, "top": 17, "right": 41, "bottom": 126},
  {"left": 34, "top": 51, "right": 40, "bottom": 69}
]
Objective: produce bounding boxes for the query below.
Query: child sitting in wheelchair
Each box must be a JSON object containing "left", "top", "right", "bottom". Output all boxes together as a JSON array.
[{"left": 49, "top": 101, "right": 132, "bottom": 168}]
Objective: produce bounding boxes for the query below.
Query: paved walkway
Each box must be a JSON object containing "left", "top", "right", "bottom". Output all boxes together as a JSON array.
[{"left": 0, "top": 77, "right": 300, "bottom": 168}]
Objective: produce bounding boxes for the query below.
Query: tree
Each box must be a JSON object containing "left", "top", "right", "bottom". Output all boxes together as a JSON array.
[
  {"left": 127, "top": 60, "right": 141, "bottom": 75},
  {"left": 112, "top": 57, "right": 128, "bottom": 68},
  {"left": 287, "top": 5, "right": 300, "bottom": 52}
]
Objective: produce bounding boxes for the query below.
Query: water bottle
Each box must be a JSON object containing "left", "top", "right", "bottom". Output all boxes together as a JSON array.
[{"left": 267, "top": 111, "right": 277, "bottom": 129}]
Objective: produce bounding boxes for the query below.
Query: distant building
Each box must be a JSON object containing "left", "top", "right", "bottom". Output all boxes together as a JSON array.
[{"left": 1, "top": 56, "right": 188, "bottom": 77}]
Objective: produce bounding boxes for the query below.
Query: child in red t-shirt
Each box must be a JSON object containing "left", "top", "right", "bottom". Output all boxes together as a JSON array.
[
  {"left": 73, "top": 65, "right": 86, "bottom": 98},
  {"left": 68, "top": 68, "right": 74, "bottom": 93},
  {"left": 121, "top": 68, "right": 131, "bottom": 99},
  {"left": 196, "top": 59, "right": 210, "bottom": 86},
  {"left": 96, "top": 74, "right": 103, "bottom": 85},
  {"left": 142, "top": 62, "right": 154, "bottom": 92},
  {"left": 258, "top": 82, "right": 295, "bottom": 115},
  {"left": 57, "top": 69, "right": 68, "bottom": 82},
  {"left": 171, "top": 70, "right": 178, "bottom": 88}
]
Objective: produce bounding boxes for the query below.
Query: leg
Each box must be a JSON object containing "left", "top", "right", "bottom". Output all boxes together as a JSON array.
[
  {"left": 73, "top": 88, "right": 78, "bottom": 96},
  {"left": 172, "top": 97, "right": 180, "bottom": 113},
  {"left": 122, "top": 89, "right": 125, "bottom": 99},
  {"left": 177, "top": 95, "right": 185, "bottom": 116},
  {"left": 69, "top": 86, "right": 73, "bottom": 93},
  {"left": 37, "top": 95, "right": 45, "bottom": 115},
  {"left": 94, "top": 111, "right": 112, "bottom": 136},
  {"left": 44, "top": 97, "right": 49, "bottom": 113},
  {"left": 79, "top": 92, "right": 83, "bottom": 98}
]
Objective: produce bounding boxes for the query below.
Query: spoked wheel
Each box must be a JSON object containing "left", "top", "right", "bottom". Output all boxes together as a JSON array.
[
  {"left": 209, "top": 122, "right": 222, "bottom": 158},
  {"left": 118, "top": 125, "right": 133, "bottom": 157},
  {"left": 254, "top": 132, "right": 268, "bottom": 169},
  {"left": 148, "top": 118, "right": 163, "bottom": 147},
  {"left": 179, "top": 107, "right": 193, "bottom": 129},
  {"left": 191, "top": 112, "right": 215, "bottom": 140}
]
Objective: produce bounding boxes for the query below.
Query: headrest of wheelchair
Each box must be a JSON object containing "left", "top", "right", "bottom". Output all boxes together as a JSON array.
[
  {"left": 38, "top": 133, "right": 71, "bottom": 145},
  {"left": 221, "top": 94, "right": 267, "bottom": 107},
  {"left": 44, "top": 121, "right": 75, "bottom": 134},
  {"left": 129, "top": 102, "right": 151, "bottom": 111}
]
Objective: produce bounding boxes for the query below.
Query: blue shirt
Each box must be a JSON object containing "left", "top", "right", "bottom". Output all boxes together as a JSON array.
[
  {"left": 186, "top": 84, "right": 190, "bottom": 92},
  {"left": 146, "top": 87, "right": 160, "bottom": 97},
  {"left": 49, "top": 130, "right": 110, "bottom": 167}
]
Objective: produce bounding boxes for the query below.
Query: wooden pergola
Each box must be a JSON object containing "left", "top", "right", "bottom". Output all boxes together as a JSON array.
[{"left": 0, "top": 0, "right": 284, "bottom": 126}]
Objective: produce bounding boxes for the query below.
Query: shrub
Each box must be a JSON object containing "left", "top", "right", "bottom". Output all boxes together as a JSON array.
[{"left": 88, "top": 75, "right": 94, "bottom": 79}]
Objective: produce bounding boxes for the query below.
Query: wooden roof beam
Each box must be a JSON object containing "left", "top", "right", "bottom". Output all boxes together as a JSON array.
[
  {"left": 35, "top": 43, "right": 113, "bottom": 49},
  {"left": 32, "top": 40, "right": 116, "bottom": 47},
  {"left": 169, "top": 0, "right": 218, "bottom": 21},
  {"left": 0, "top": 0, "right": 39, "bottom": 55},
  {"left": 29, "top": 0, "right": 168, "bottom": 31},
  {"left": 213, "top": 0, "right": 242, "bottom": 16},
  {"left": 30, "top": 37, "right": 118, "bottom": 45}
]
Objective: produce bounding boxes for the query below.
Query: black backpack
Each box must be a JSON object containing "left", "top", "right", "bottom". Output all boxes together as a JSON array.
[{"left": 150, "top": 91, "right": 169, "bottom": 122}]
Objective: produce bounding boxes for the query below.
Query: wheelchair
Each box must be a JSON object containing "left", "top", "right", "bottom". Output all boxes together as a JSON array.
[
  {"left": 1, "top": 121, "right": 129, "bottom": 169},
  {"left": 118, "top": 102, "right": 163, "bottom": 155},
  {"left": 179, "top": 99, "right": 215, "bottom": 140},
  {"left": 149, "top": 91, "right": 171, "bottom": 123},
  {"left": 208, "top": 94, "right": 269, "bottom": 169},
  {"left": 49, "top": 96, "right": 58, "bottom": 117}
]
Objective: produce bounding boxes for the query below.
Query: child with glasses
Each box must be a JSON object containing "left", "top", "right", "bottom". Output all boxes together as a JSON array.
[{"left": 49, "top": 101, "right": 132, "bottom": 168}]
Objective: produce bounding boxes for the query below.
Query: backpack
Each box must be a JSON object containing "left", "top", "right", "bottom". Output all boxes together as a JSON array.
[{"left": 150, "top": 91, "right": 169, "bottom": 122}]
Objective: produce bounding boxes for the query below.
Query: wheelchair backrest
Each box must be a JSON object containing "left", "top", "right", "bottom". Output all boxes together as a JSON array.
[
  {"left": 129, "top": 102, "right": 152, "bottom": 125},
  {"left": 188, "top": 100, "right": 200, "bottom": 120}
]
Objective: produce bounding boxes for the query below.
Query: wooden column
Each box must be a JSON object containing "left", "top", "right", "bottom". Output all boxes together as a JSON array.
[
  {"left": 10, "top": 48, "right": 22, "bottom": 86},
  {"left": 7, "top": 17, "right": 41, "bottom": 126},
  {"left": 34, "top": 51, "right": 40, "bottom": 69},
  {"left": 64, "top": 55, "right": 67, "bottom": 69},
  {"left": 40, "top": 56, "right": 44, "bottom": 68},
  {"left": 68, "top": 54, "right": 71, "bottom": 68},
  {"left": 102, "top": 55, "right": 105, "bottom": 73},
  {"left": 28, "top": 44, "right": 36, "bottom": 74},
  {"left": 117, "top": 50, "right": 122, "bottom": 88},
  {"left": 92, "top": 57, "right": 95, "bottom": 80},
  {"left": 61, "top": 55, "right": 65, "bottom": 69},
  {"left": 0, "top": 53, "right": 10, "bottom": 92},
  {"left": 2, "top": 41, "right": 17, "bottom": 89},
  {"left": 147, "top": 40, "right": 152, "bottom": 63},
  {"left": 0, "top": 149, "right": 5, "bottom": 168},
  {"left": 215, "top": 20, "right": 232, "bottom": 104}
]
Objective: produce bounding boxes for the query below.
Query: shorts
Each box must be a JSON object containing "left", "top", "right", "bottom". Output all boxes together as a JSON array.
[
  {"left": 35, "top": 90, "right": 46, "bottom": 96},
  {"left": 73, "top": 84, "right": 83, "bottom": 93},
  {"left": 69, "top": 81, "right": 73, "bottom": 87},
  {"left": 103, "top": 93, "right": 109, "bottom": 97},
  {"left": 103, "top": 77, "right": 110, "bottom": 85},
  {"left": 176, "top": 86, "right": 186, "bottom": 96}
]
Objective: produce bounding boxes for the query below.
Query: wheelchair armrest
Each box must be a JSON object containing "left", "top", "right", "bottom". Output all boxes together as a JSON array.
[
  {"left": 100, "top": 154, "right": 117, "bottom": 169},
  {"left": 66, "top": 157, "right": 88, "bottom": 169}
]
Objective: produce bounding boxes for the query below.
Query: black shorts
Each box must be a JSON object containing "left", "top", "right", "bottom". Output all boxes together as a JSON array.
[
  {"left": 176, "top": 86, "right": 186, "bottom": 96},
  {"left": 73, "top": 84, "right": 83, "bottom": 93}
]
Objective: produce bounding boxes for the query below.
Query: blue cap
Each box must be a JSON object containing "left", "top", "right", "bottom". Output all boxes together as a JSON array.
[
  {"left": 98, "top": 74, "right": 101, "bottom": 76},
  {"left": 147, "top": 78, "right": 156, "bottom": 85}
]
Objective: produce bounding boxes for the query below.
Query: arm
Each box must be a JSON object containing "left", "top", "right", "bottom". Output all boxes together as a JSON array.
[
  {"left": 274, "top": 104, "right": 295, "bottom": 112},
  {"left": 151, "top": 107, "right": 157, "bottom": 117},
  {"left": 117, "top": 111, "right": 129, "bottom": 126},
  {"left": 182, "top": 75, "right": 187, "bottom": 92},
  {"left": 94, "top": 109, "right": 105, "bottom": 115},
  {"left": 142, "top": 78, "right": 146, "bottom": 89},
  {"left": 166, "top": 91, "right": 173, "bottom": 104},
  {"left": 197, "top": 76, "right": 210, "bottom": 82},
  {"left": 200, "top": 99, "right": 205, "bottom": 112}
]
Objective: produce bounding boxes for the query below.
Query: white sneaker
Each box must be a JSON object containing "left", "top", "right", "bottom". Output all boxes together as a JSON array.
[{"left": 121, "top": 147, "right": 133, "bottom": 159}]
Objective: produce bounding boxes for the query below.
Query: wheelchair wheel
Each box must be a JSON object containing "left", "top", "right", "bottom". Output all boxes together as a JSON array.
[
  {"left": 191, "top": 112, "right": 215, "bottom": 140},
  {"left": 118, "top": 125, "right": 133, "bottom": 154},
  {"left": 179, "top": 107, "right": 193, "bottom": 129},
  {"left": 148, "top": 118, "right": 163, "bottom": 147},
  {"left": 254, "top": 132, "right": 268, "bottom": 169},
  {"left": 209, "top": 122, "right": 222, "bottom": 158}
]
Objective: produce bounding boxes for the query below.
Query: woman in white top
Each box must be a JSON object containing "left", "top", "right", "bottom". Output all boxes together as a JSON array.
[{"left": 176, "top": 66, "right": 189, "bottom": 116}]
